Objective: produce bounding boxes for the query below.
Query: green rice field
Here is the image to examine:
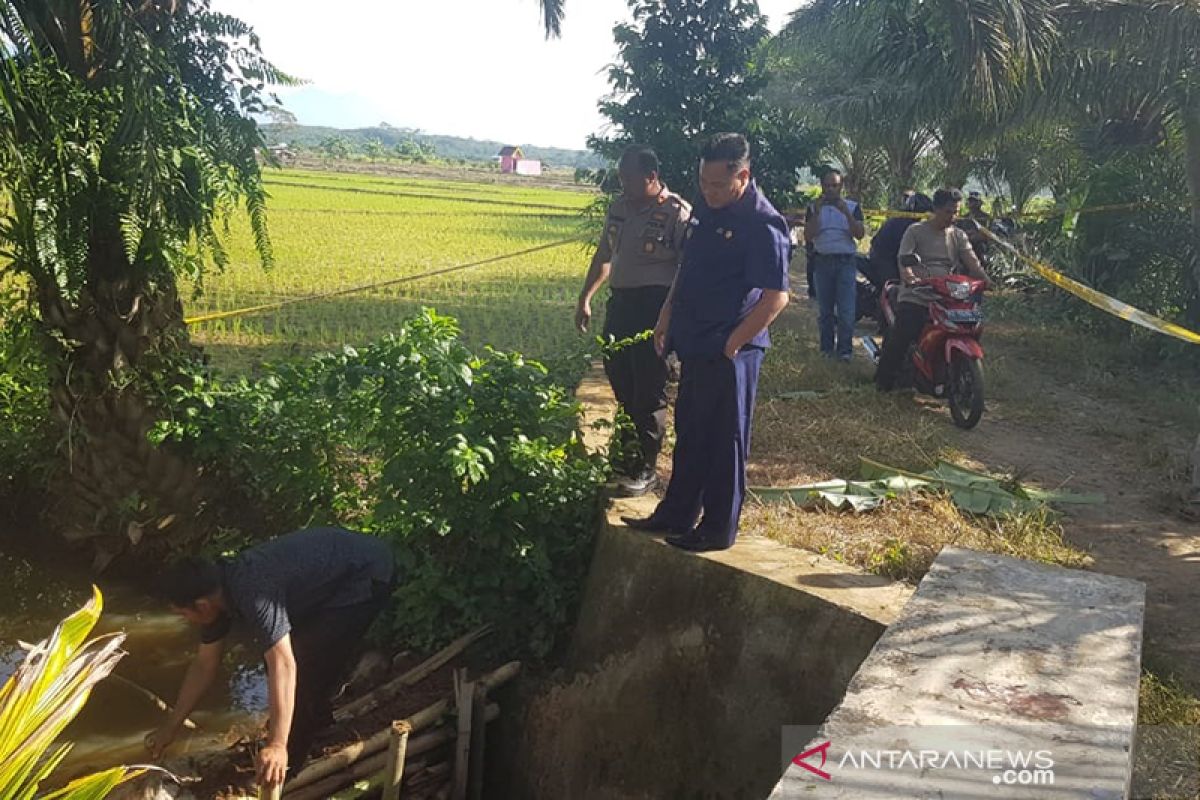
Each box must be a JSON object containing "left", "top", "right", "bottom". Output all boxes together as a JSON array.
[{"left": 185, "top": 167, "right": 601, "bottom": 371}]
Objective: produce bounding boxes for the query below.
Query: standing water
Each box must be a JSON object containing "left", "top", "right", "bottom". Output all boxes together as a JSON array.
[{"left": 0, "top": 548, "right": 268, "bottom": 778}]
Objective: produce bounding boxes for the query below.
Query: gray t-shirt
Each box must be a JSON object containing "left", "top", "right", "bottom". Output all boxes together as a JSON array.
[
  {"left": 200, "top": 527, "right": 395, "bottom": 649},
  {"left": 896, "top": 221, "right": 974, "bottom": 306}
]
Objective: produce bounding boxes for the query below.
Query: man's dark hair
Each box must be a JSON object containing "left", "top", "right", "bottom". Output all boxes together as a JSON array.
[
  {"left": 907, "top": 192, "right": 934, "bottom": 213},
  {"left": 821, "top": 167, "right": 843, "bottom": 185},
  {"left": 699, "top": 132, "right": 750, "bottom": 170},
  {"left": 620, "top": 145, "right": 659, "bottom": 178},
  {"left": 157, "top": 556, "right": 222, "bottom": 607},
  {"left": 932, "top": 188, "right": 963, "bottom": 209}
]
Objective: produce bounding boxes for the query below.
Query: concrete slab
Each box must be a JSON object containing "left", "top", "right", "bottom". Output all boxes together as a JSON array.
[
  {"left": 508, "top": 497, "right": 913, "bottom": 799},
  {"left": 770, "top": 546, "right": 1145, "bottom": 799}
]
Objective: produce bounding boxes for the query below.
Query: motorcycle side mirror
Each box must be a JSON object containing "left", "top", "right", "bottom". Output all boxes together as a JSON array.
[{"left": 900, "top": 253, "right": 922, "bottom": 268}]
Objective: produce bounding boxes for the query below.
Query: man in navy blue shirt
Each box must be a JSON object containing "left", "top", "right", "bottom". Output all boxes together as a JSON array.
[
  {"left": 146, "top": 527, "right": 395, "bottom": 787},
  {"left": 622, "top": 133, "right": 791, "bottom": 552}
]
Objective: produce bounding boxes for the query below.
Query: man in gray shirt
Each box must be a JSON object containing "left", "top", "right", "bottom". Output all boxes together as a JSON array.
[
  {"left": 145, "top": 527, "right": 395, "bottom": 788},
  {"left": 875, "top": 188, "right": 991, "bottom": 390}
]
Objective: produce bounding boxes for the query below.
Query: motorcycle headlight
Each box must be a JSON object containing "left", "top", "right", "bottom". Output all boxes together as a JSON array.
[{"left": 948, "top": 282, "right": 972, "bottom": 300}]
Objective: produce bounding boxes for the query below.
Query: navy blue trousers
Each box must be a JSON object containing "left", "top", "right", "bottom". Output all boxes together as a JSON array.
[{"left": 652, "top": 348, "right": 763, "bottom": 548}]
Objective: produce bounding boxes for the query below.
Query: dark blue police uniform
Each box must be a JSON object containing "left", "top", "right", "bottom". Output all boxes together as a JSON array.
[{"left": 650, "top": 181, "right": 791, "bottom": 549}]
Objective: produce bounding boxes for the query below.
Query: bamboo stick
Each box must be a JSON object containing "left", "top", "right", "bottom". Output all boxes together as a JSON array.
[
  {"left": 258, "top": 783, "right": 282, "bottom": 800},
  {"left": 109, "top": 673, "right": 202, "bottom": 731},
  {"left": 283, "top": 706, "right": 497, "bottom": 800},
  {"left": 467, "top": 686, "right": 487, "bottom": 800},
  {"left": 282, "top": 751, "right": 392, "bottom": 800},
  {"left": 286, "top": 699, "right": 443, "bottom": 791},
  {"left": 404, "top": 763, "right": 452, "bottom": 797},
  {"left": 291, "top": 660, "right": 518, "bottom": 792},
  {"left": 334, "top": 626, "right": 493, "bottom": 723},
  {"left": 451, "top": 670, "right": 474, "bottom": 800},
  {"left": 382, "top": 720, "right": 412, "bottom": 800},
  {"left": 328, "top": 775, "right": 382, "bottom": 799}
]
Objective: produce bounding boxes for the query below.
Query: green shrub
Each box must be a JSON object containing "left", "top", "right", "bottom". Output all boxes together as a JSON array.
[
  {"left": 153, "top": 309, "right": 608, "bottom": 657},
  {"left": 0, "top": 289, "right": 52, "bottom": 491}
]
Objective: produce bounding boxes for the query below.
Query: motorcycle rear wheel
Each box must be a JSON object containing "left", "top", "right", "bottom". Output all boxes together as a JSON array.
[{"left": 948, "top": 355, "right": 985, "bottom": 429}]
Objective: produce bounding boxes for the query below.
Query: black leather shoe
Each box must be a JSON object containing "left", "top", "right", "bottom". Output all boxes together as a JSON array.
[{"left": 665, "top": 533, "right": 730, "bottom": 552}]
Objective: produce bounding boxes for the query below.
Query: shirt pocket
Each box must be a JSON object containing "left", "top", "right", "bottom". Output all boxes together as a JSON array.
[{"left": 606, "top": 222, "right": 622, "bottom": 250}]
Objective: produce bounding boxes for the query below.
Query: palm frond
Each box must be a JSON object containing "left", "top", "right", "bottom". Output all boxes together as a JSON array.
[
  {"left": 0, "top": 586, "right": 140, "bottom": 800},
  {"left": 539, "top": 0, "right": 564, "bottom": 38}
]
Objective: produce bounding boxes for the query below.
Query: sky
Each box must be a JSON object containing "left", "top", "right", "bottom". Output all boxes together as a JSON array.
[{"left": 212, "top": 0, "right": 802, "bottom": 150}]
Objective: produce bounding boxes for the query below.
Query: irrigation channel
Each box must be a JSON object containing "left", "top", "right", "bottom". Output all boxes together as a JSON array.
[{"left": 0, "top": 550, "right": 268, "bottom": 776}]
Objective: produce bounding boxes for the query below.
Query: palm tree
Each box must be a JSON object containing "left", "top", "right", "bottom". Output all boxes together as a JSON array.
[
  {"left": 1054, "top": 0, "right": 1200, "bottom": 322},
  {"left": 771, "top": 11, "right": 936, "bottom": 199},
  {"left": 0, "top": 1, "right": 284, "bottom": 566},
  {"left": 539, "top": 0, "right": 565, "bottom": 37}
]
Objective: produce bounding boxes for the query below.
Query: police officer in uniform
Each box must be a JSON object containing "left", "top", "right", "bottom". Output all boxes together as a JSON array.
[
  {"left": 622, "top": 133, "right": 791, "bottom": 551},
  {"left": 577, "top": 145, "right": 691, "bottom": 496}
]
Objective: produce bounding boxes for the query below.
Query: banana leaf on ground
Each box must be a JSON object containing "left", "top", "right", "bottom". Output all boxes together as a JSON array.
[{"left": 749, "top": 458, "right": 1104, "bottom": 516}]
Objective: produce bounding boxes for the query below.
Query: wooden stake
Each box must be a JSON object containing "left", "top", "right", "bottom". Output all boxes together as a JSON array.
[
  {"left": 283, "top": 706, "right": 497, "bottom": 799},
  {"left": 382, "top": 720, "right": 412, "bottom": 800},
  {"left": 451, "top": 669, "right": 475, "bottom": 800},
  {"left": 292, "top": 660, "right": 519, "bottom": 792},
  {"left": 467, "top": 685, "right": 487, "bottom": 800},
  {"left": 258, "top": 783, "right": 282, "bottom": 800}
]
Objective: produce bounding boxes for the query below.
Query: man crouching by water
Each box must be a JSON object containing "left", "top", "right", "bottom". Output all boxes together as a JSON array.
[{"left": 145, "top": 527, "right": 396, "bottom": 788}]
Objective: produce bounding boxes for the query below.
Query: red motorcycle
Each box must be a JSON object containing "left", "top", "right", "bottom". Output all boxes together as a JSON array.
[{"left": 862, "top": 268, "right": 987, "bottom": 429}]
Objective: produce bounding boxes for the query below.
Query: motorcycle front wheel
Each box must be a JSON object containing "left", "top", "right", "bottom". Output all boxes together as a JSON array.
[{"left": 948, "top": 355, "right": 985, "bottom": 429}]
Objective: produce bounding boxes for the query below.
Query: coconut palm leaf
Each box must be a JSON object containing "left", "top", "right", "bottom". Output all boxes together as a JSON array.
[
  {"left": 0, "top": 586, "right": 139, "bottom": 800},
  {"left": 539, "top": 0, "right": 564, "bottom": 37}
]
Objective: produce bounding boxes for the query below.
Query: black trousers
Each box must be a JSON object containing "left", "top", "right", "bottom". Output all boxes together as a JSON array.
[
  {"left": 284, "top": 581, "right": 391, "bottom": 775},
  {"left": 874, "top": 302, "right": 927, "bottom": 390},
  {"left": 603, "top": 286, "right": 671, "bottom": 475}
]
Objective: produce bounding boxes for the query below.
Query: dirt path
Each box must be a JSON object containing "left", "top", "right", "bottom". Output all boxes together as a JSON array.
[
  {"left": 755, "top": 292, "right": 1200, "bottom": 687},
  {"left": 950, "top": 365, "right": 1200, "bottom": 683}
]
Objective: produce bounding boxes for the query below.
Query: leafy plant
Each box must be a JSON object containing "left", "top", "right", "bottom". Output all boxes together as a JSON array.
[
  {"left": 590, "top": 0, "right": 824, "bottom": 208},
  {"left": 155, "top": 310, "right": 609, "bottom": 657},
  {"left": 0, "top": 286, "right": 51, "bottom": 491},
  {"left": 0, "top": 587, "right": 139, "bottom": 799},
  {"left": 0, "top": 0, "right": 290, "bottom": 562}
]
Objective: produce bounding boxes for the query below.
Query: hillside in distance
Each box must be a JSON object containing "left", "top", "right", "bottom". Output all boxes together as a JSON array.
[{"left": 261, "top": 123, "right": 606, "bottom": 170}]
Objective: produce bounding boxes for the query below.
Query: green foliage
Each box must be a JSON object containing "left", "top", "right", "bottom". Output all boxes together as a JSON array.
[
  {"left": 589, "top": 0, "right": 824, "bottom": 208},
  {"left": 0, "top": 0, "right": 286, "bottom": 297},
  {"left": 0, "top": 288, "right": 50, "bottom": 489},
  {"left": 154, "top": 310, "right": 608, "bottom": 657},
  {"left": 0, "top": 587, "right": 136, "bottom": 799},
  {"left": 320, "top": 135, "right": 352, "bottom": 160},
  {"left": 1019, "top": 143, "right": 1197, "bottom": 355}
]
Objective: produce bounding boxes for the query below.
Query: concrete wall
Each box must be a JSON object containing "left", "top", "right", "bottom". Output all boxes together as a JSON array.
[{"left": 504, "top": 495, "right": 911, "bottom": 799}]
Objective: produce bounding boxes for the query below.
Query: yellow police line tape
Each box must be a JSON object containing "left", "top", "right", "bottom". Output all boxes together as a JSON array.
[
  {"left": 861, "top": 202, "right": 1148, "bottom": 220},
  {"left": 183, "top": 236, "right": 585, "bottom": 326},
  {"left": 978, "top": 228, "right": 1200, "bottom": 345},
  {"left": 797, "top": 203, "right": 1200, "bottom": 344},
  {"left": 790, "top": 201, "right": 1147, "bottom": 221}
]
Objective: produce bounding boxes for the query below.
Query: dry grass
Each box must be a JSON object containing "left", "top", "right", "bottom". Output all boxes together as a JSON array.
[
  {"left": 1135, "top": 667, "right": 1200, "bottom": 799},
  {"left": 743, "top": 494, "right": 1087, "bottom": 584},
  {"left": 744, "top": 293, "right": 1089, "bottom": 584}
]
